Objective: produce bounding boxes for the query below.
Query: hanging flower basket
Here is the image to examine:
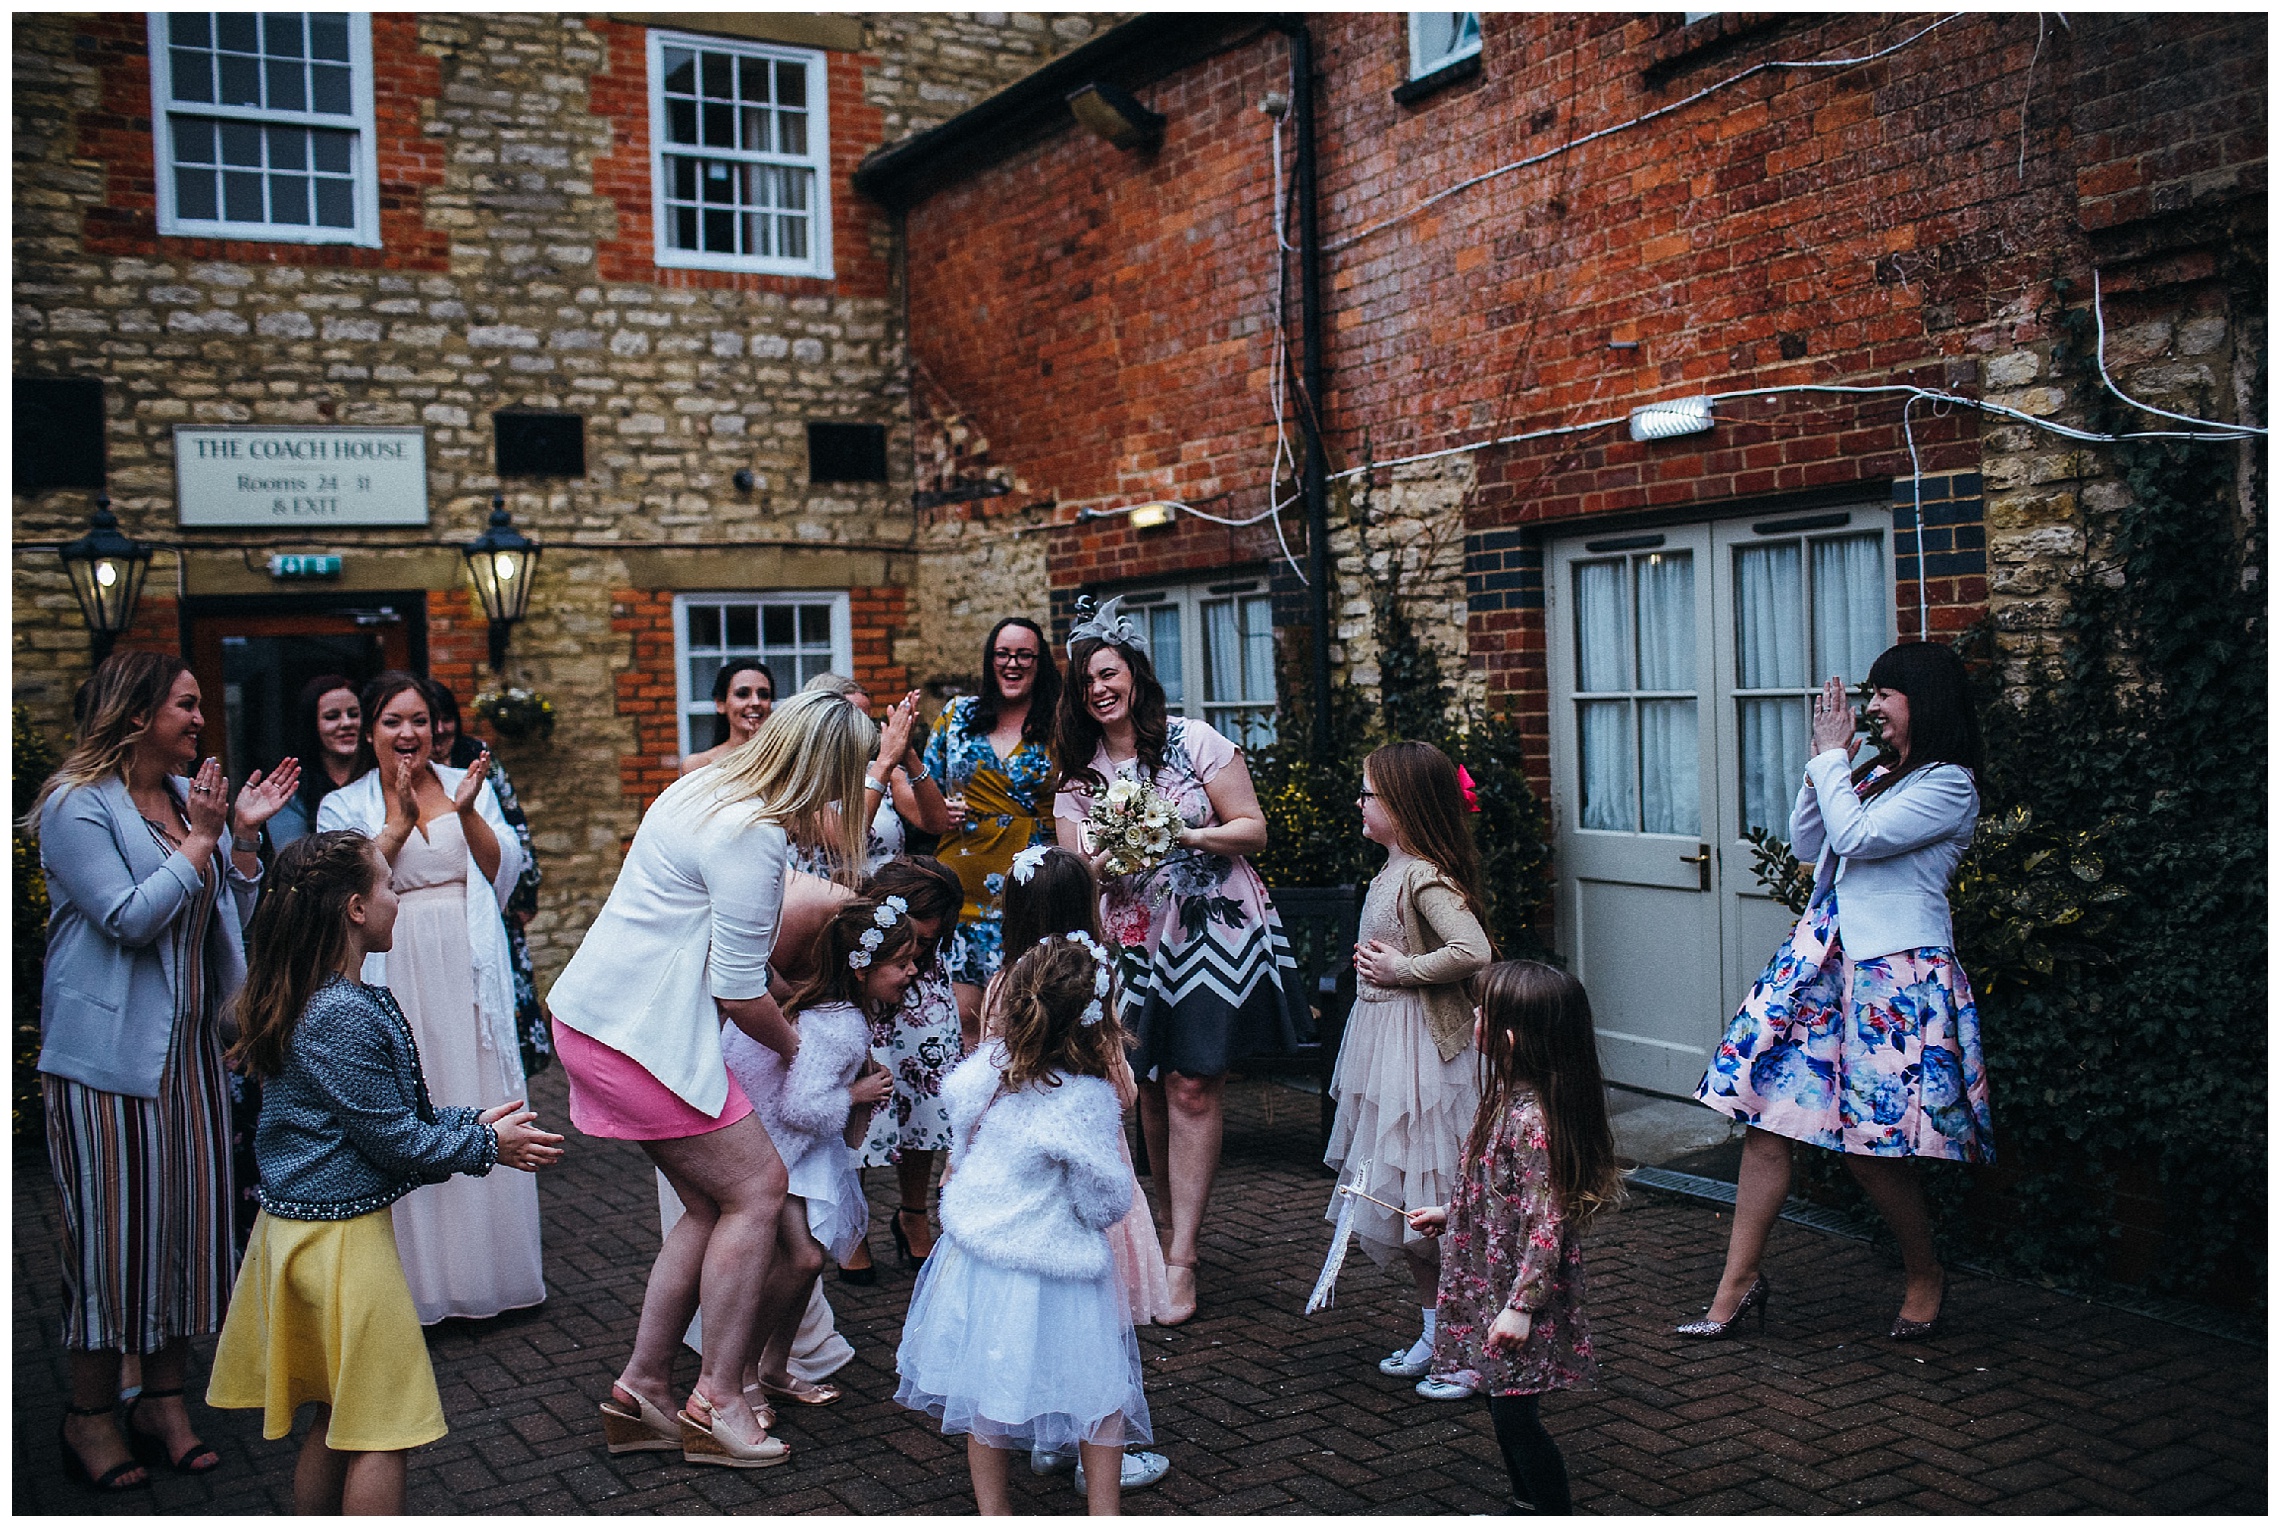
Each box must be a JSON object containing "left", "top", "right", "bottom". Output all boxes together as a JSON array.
[{"left": 473, "top": 685, "right": 556, "bottom": 743}]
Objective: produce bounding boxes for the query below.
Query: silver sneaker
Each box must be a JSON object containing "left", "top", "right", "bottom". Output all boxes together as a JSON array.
[{"left": 1073, "top": 1450, "right": 1171, "bottom": 1492}]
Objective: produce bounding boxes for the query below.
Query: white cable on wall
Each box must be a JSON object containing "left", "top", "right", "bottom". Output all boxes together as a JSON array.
[{"left": 2092, "top": 270, "right": 2267, "bottom": 436}]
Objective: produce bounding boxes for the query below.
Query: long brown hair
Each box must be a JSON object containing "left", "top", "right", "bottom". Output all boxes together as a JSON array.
[
  {"left": 998, "top": 846, "right": 1102, "bottom": 966},
  {"left": 1468, "top": 961, "right": 1622, "bottom": 1231},
  {"left": 22, "top": 650, "right": 191, "bottom": 834},
  {"left": 783, "top": 896, "right": 924, "bottom": 1020},
  {"left": 1365, "top": 740, "right": 1491, "bottom": 933},
  {"left": 971, "top": 616, "right": 1061, "bottom": 747},
  {"left": 992, "top": 935, "right": 1124, "bottom": 1092},
  {"left": 229, "top": 831, "right": 383, "bottom": 1080},
  {"left": 863, "top": 855, "right": 962, "bottom": 974},
  {"left": 1054, "top": 635, "right": 1170, "bottom": 795}
]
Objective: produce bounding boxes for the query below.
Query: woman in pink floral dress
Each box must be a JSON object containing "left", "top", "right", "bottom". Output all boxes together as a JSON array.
[{"left": 1408, "top": 961, "right": 1620, "bottom": 1516}]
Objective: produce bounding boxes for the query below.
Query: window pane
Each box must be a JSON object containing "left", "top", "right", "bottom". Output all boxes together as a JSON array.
[
  {"left": 758, "top": 605, "right": 792, "bottom": 647},
  {"left": 174, "top": 116, "right": 219, "bottom": 164},
  {"left": 1573, "top": 561, "right": 1627, "bottom": 693},
  {"left": 313, "top": 176, "right": 353, "bottom": 227},
  {"left": 220, "top": 120, "right": 264, "bottom": 166},
  {"left": 308, "top": 12, "right": 349, "bottom": 61},
  {"left": 266, "top": 56, "right": 306, "bottom": 111},
  {"left": 1240, "top": 594, "right": 1275, "bottom": 703},
  {"left": 1147, "top": 607, "right": 1183, "bottom": 708},
  {"left": 799, "top": 604, "right": 830, "bottom": 644},
  {"left": 778, "top": 108, "right": 807, "bottom": 157},
  {"left": 263, "top": 13, "right": 304, "bottom": 56},
  {"left": 672, "top": 204, "right": 698, "bottom": 250},
  {"left": 727, "top": 604, "right": 763, "bottom": 648},
  {"left": 223, "top": 169, "right": 265, "bottom": 222},
  {"left": 311, "top": 128, "right": 351, "bottom": 174},
  {"left": 177, "top": 164, "right": 219, "bottom": 220},
  {"left": 702, "top": 207, "right": 733, "bottom": 252},
  {"left": 172, "top": 46, "right": 214, "bottom": 104},
  {"left": 219, "top": 52, "right": 262, "bottom": 107},
  {"left": 1633, "top": 550, "right": 1694, "bottom": 692},
  {"left": 1639, "top": 699, "right": 1698, "bottom": 836},
  {"left": 1811, "top": 534, "right": 1885, "bottom": 685},
  {"left": 700, "top": 51, "right": 731, "bottom": 98},
  {"left": 667, "top": 99, "right": 698, "bottom": 146},
  {"left": 310, "top": 63, "right": 350, "bottom": 115},
  {"left": 688, "top": 604, "right": 722, "bottom": 646},
  {"left": 1577, "top": 701, "right": 1633, "bottom": 831},
  {"left": 217, "top": 12, "right": 259, "bottom": 53},
  {"left": 702, "top": 100, "right": 733, "bottom": 149},
  {"left": 1734, "top": 544, "right": 1804, "bottom": 689},
  {"left": 1738, "top": 697, "right": 1810, "bottom": 833},
  {"left": 1202, "top": 599, "right": 1241, "bottom": 704},
  {"left": 269, "top": 172, "right": 309, "bottom": 224},
  {"left": 172, "top": 12, "right": 212, "bottom": 47},
  {"left": 738, "top": 56, "right": 768, "bottom": 103},
  {"left": 267, "top": 125, "right": 306, "bottom": 169},
  {"left": 688, "top": 656, "right": 724, "bottom": 706}
]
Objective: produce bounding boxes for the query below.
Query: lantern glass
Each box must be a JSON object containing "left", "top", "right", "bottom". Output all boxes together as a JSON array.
[
  {"left": 59, "top": 504, "right": 153, "bottom": 641},
  {"left": 461, "top": 503, "right": 540, "bottom": 625}
]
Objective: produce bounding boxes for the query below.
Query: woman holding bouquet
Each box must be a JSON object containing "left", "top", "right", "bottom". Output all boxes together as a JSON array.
[{"left": 1054, "top": 598, "right": 1305, "bottom": 1323}]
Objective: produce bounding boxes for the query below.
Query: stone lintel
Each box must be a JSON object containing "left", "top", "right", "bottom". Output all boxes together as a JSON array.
[
  {"left": 618, "top": 546, "right": 904, "bottom": 590},
  {"left": 183, "top": 548, "right": 464, "bottom": 596},
  {"left": 615, "top": 13, "right": 866, "bottom": 52}
]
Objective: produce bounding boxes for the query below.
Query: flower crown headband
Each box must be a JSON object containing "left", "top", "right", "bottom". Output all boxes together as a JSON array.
[
  {"left": 1060, "top": 928, "right": 1113, "bottom": 1027},
  {"left": 1010, "top": 843, "right": 1053, "bottom": 885},
  {"left": 1065, "top": 594, "right": 1148, "bottom": 659},
  {"left": 848, "top": 895, "right": 910, "bottom": 971}
]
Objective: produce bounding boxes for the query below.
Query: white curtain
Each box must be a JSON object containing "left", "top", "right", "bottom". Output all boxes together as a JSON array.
[
  {"left": 1203, "top": 599, "right": 1240, "bottom": 703},
  {"left": 1574, "top": 561, "right": 1627, "bottom": 693},
  {"left": 1634, "top": 552, "right": 1694, "bottom": 692},
  {"left": 1148, "top": 605, "right": 1183, "bottom": 707},
  {"left": 1812, "top": 535, "right": 1886, "bottom": 686},
  {"left": 1638, "top": 700, "right": 1698, "bottom": 836},
  {"left": 1734, "top": 545, "right": 1804, "bottom": 690},
  {"left": 1738, "top": 697, "right": 1808, "bottom": 833},
  {"left": 1577, "top": 701, "right": 1632, "bottom": 831}
]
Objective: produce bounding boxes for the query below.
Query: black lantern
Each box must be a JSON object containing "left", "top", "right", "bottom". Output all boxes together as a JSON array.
[
  {"left": 462, "top": 495, "right": 540, "bottom": 671},
  {"left": 58, "top": 495, "right": 153, "bottom": 663}
]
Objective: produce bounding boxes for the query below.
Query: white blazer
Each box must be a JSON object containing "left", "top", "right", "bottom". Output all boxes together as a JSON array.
[
  {"left": 316, "top": 764, "right": 524, "bottom": 1072},
  {"left": 545, "top": 766, "right": 787, "bottom": 1118},
  {"left": 1792, "top": 750, "right": 1979, "bottom": 962}
]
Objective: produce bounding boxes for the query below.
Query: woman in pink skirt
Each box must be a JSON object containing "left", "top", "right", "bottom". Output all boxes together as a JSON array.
[{"left": 547, "top": 691, "right": 877, "bottom": 1468}]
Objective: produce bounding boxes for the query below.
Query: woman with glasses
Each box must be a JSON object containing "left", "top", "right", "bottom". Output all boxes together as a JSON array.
[{"left": 921, "top": 618, "right": 1062, "bottom": 1044}]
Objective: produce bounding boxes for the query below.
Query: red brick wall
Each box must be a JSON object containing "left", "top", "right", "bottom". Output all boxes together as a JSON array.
[
  {"left": 75, "top": 12, "right": 447, "bottom": 269},
  {"left": 423, "top": 586, "right": 488, "bottom": 712},
  {"left": 587, "top": 20, "right": 891, "bottom": 297}
]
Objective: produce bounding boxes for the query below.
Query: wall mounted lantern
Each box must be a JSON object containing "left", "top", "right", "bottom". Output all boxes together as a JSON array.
[
  {"left": 1066, "top": 81, "right": 1165, "bottom": 151},
  {"left": 1628, "top": 397, "right": 1716, "bottom": 442},
  {"left": 462, "top": 495, "right": 541, "bottom": 671},
  {"left": 58, "top": 494, "right": 153, "bottom": 662}
]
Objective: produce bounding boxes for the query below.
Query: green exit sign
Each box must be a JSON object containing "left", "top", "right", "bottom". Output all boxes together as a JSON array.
[{"left": 267, "top": 554, "right": 342, "bottom": 579}]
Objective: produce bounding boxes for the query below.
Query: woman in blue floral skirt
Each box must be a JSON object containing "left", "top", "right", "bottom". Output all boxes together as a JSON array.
[{"left": 1690, "top": 642, "right": 1990, "bottom": 1342}]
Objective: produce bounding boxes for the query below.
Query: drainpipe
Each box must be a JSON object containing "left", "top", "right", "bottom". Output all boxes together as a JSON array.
[{"left": 1270, "top": 16, "right": 1335, "bottom": 765}]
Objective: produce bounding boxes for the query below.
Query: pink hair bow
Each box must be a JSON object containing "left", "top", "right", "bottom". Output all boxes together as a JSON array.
[{"left": 1456, "top": 764, "right": 1481, "bottom": 813}]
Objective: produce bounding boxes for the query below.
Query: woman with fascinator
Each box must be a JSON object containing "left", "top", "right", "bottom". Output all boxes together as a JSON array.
[{"left": 1052, "top": 597, "right": 1305, "bottom": 1324}]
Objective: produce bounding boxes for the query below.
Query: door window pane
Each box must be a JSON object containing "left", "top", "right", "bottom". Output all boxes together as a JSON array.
[
  {"left": 1202, "top": 593, "right": 1276, "bottom": 749},
  {"left": 1573, "top": 561, "right": 1628, "bottom": 692},
  {"left": 1734, "top": 544, "right": 1804, "bottom": 689},
  {"left": 1634, "top": 551, "right": 1694, "bottom": 691},
  {"left": 1639, "top": 700, "right": 1699, "bottom": 836},
  {"left": 1577, "top": 701, "right": 1634, "bottom": 831},
  {"left": 1812, "top": 534, "right": 1886, "bottom": 684},
  {"left": 1739, "top": 697, "right": 1810, "bottom": 833},
  {"left": 1147, "top": 606, "right": 1182, "bottom": 707}
]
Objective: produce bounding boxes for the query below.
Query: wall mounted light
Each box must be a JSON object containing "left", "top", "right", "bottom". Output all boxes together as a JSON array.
[
  {"left": 1066, "top": 81, "right": 1165, "bottom": 150},
  {"left": 462, "top": 495, "right": 541, "bottom": 671},
  {"left": 58, "top": 494, "right": 152, "bottom": 663},
  {"left": 1076, "top": 500, "right": 1178, "bottom": 529},
  {"left": 1628, "top": 397, "right": 1716, "bottom": 442}
]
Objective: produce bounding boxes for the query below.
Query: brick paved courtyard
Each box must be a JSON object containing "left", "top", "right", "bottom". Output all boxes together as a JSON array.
[{"left": 14, "top": 1069, "right": 2265, "bottom": 1514}]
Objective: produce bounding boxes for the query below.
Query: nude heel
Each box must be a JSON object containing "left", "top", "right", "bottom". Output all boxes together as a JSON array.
[
  {"left": 677, "top": 1391, "right": 791, "bottom": 1469},
  {"left": 598, "top": 1385, "right": 681, "bottom": 1454}
]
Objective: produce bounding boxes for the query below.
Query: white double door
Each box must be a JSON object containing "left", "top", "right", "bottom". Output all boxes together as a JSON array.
[{"left": 1546, "top": 508, "right": 1894, "bottom": 1096}]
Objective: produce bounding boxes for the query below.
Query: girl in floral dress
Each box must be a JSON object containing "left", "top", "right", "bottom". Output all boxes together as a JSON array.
[
  {"left": 1689, "top": 644, "right": 1989, "bottom": 1341},
  {"left": 1406, "top": 961, "right": 1620, "bottom": 1516},
  {"left": 852, "top": 857, "right": 966, "bottom": 1276}
]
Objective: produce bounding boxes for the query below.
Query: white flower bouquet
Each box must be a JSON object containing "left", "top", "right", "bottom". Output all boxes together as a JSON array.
[{"left": 1085, "top": 774, "right": 1181, "bottom": 880}]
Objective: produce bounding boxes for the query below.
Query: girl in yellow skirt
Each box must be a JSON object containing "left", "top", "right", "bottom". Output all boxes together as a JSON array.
[{"left": 206, "top": 831, "right": 563, "bottom": 1513}]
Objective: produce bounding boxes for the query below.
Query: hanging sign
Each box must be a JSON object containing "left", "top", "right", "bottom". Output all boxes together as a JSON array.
[{"left": 173, "top": 426, "right": 428, "bottom": 527}]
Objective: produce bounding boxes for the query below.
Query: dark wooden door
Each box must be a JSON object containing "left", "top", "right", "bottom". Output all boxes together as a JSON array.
[{"left": 187, "top": 605, "right": 414, "bottom": 784}]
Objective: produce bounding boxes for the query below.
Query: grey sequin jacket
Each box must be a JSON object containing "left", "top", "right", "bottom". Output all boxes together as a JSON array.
[{"left": 254, "top": 974, "right": 498, "bottom": 1221}]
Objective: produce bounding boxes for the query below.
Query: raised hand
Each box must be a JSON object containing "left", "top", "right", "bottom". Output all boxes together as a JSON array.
[
  {"left": 875, "top": 693, "right": 918, "bottom": 773},
  {"left": 480, "top": 1099, "right": 565, "bottom": 1172},
  {"left": 231, "top": 758, "right": 302, "bottom": 836},
  {"left": 183, "top": 756, "right": 230, "bottom": 839},
  {"left": 452, "top": 749, "right": 493, "bottom": 815},
  {"left": 1809, "top": 675, "right": 1858, "bottom": 758}
]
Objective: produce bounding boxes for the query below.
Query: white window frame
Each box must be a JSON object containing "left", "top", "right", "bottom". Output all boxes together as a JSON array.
[
  {"left": 1110, "top": 573, "right": 1280, "bottom": 751},
  {"left": 647, "top": 29, "right": 834, "bottom": 279},
  {"left": 672, "top": 591, "right": 853, "bottom": 757},
  {"left": 1407, "top": 12, "right": 1483, "bottom": 80},
  {"left": 147, "top": 12, "right": 382, "bottom": 247}
]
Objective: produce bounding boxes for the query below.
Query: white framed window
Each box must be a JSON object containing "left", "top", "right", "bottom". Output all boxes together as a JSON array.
[
  {"left": 648, "top": 30, "right": 833, "bottom": 278},
  {"left": 1407, "top": 13, "right": 1482, "bottom": 79},
  {"left": 1111, "top": 574, "right": 1279, "bottom": 751},
  {"left": 147, "top": 12, "right": 381, "bottom": 247},
  {"left": 673, "top": 591, "right": 852, "bottom": 756}
]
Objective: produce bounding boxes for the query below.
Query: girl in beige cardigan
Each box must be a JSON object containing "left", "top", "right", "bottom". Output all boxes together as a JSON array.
[{"left": 1322, "top": 742, "right": 1495, "bottom": 1399}]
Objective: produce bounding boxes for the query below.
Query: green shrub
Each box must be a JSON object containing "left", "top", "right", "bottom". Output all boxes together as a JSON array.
[{"left": 15, "top": 708, "right": 57, "bottom": 1139}]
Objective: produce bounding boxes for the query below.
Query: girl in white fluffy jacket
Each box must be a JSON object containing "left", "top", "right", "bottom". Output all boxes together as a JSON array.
[
  {"left": 725, "top": 896, "right": 905, "bottom": 1410},
  {"left": 896, "top": 934, "right": 1151, "bottom": 1515}
]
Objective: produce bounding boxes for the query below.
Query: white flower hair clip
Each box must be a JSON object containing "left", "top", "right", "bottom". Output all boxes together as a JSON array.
[
  {"left": 1062, "top": 929, "right": 1112, "bottom": 1024},
  {"left": 1010, "top": 844, "right": 1052, "bottom": 885},
  {"left": 851, "top": 895, "right": 911, "bottom": 970}
]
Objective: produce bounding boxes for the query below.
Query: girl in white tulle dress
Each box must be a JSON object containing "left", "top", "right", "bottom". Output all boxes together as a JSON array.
[
  {"left": 897, "top": 934, "right": 1150, "bottom": 1515},
  {"left": 723, "top": 896, "right": 908, "bottom": 1407}
]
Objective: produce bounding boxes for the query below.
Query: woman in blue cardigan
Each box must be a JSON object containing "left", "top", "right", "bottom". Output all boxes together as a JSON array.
[
  {"left": 27, "top": 652, "right": 298, "bottom": 1491},
  {"left": 1689, "top": 641, "right": 1991, "bottom": 1341}
]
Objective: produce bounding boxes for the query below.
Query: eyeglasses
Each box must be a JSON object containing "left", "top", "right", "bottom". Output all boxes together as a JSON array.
[
  {"left": 1356, "top": 790, "right": 1378, "bottom": 800},
  {"left": 991, "top": 650, "right": 1040, "bottom": 668}
]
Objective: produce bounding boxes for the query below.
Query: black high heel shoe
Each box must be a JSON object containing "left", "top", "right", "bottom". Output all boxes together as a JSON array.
[
  {"left": 1673, "top": 1274, "right": 1770, "bottom": 1339},
  {"left": 890, "top": 1204, "right": 932, "bottom": 1269},
  {"left": 124, "top": 1387, "right": 222, "bottom": 1475},
  {"left": 60, "top": 1403, "right": 150, "bottom": 1492}
]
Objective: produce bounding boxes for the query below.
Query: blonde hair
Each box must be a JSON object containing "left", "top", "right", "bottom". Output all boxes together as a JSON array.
[
  {"left": 802, "top": 671, "right": 863, "bottom": 700},
  {"left": 706, "top": 688, "right": 877, "bottom": 871},
  {"left": 23, "top": 651, "right": 191, "bottom": 835}
]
